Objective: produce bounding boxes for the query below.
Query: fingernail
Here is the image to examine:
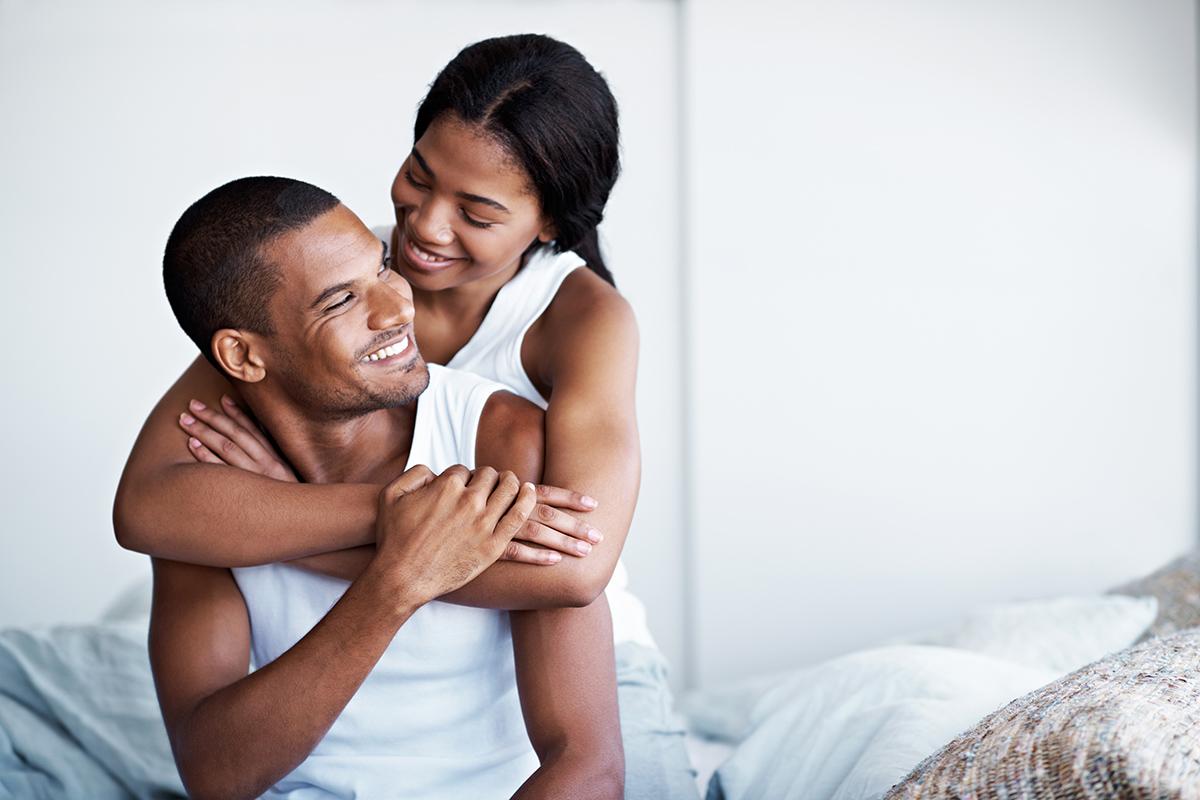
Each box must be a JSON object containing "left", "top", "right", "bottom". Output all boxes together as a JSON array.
[
  {"left": 188, "top": 437, "right": 201, "bottom": 448},
  {"left": 221, "top": 394, "right": 234, "bottom": 406},
  {"left": 189, "top": 399, "right": 206, "bottom": 412},
  {"left": 180, "top": 413, "right": 195, "bottom": 425},
  {"left": 547, "top": 553, "right": 562, "bottom": 563},
  {"left": 576, "top": 541, "right": 592, "bottom": 555},
  {"left": 587, "top": 528, "right": 603, "bottom": 544},
  {"left": 524, "top": 482, "right": 536, "bottom": 493},
  {"left": 582, "top": 495, "right": 598, "bottom": 509}
]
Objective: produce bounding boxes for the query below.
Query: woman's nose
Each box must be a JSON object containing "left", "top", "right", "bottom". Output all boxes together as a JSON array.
[{"left": 409, "top": 200, "right": 455, "bottom": 246}]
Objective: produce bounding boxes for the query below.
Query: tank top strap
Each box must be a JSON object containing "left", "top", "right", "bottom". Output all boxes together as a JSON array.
[
  {"left": 448, "top": 246, "right": 585, "bottom": 408},
  {"left": 413, "top": 364, "right": 507, "bottom": 470}
]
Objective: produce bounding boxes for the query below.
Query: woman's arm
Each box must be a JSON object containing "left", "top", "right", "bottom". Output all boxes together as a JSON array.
[
  {"left": 116, "top": 357, "right": 600, "bottom": 570},
  {"left": 113, "top": 356, "right": 378, "bottom": 566}
]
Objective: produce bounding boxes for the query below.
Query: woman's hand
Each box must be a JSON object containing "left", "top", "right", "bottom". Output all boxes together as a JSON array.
[
  {"left": 178, "top": 395, "right": 298, "bottom": 482},
  {"left": 178, "top": 396, "right": 603, "bottom": 564}
]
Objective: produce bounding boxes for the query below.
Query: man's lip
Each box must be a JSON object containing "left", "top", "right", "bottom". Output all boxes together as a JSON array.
[{"left": 359, "top": 332, "right": 414, "bottom": 364}]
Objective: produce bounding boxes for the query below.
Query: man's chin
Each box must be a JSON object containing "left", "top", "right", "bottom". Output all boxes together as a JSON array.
[{"left": 367, "top": 358, "right": 430, "bottom": 409}]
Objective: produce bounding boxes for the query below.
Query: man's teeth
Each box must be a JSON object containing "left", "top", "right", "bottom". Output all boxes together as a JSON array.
[{"left": 362, "top": 336, "right": 409, "bottom": 362}]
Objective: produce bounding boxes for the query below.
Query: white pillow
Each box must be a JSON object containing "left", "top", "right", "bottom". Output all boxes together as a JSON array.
[
  {"left": 707, "top": 646, "right": 1057, "bottom": 800},
  {"left": 902, "top": 594, "right": 1158, "bottom": 674}
]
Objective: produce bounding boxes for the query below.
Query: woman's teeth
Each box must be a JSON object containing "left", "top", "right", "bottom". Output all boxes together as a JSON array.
[
  {"left": 362, "top": 336, "right": 409, "bottom": 363},
  {"left": 412, "top": 241, "right": 451, "bottom": 263}
]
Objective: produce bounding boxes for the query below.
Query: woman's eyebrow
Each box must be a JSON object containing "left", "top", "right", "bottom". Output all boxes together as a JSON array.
[{"left": 412, "top": 146, "right": 510, "bottom": 214}]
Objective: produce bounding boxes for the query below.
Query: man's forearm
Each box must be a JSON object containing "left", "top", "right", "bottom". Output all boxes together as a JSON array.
[
  {"left": 115, "top": 464, "right": 378, "bottom": 565},
  {"left": 168, "top": 561, "right": 418, "bottom": 799}
]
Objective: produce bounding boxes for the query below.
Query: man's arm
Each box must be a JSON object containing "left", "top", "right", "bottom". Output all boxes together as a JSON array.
[
  {"left": 149, "top": 468, "right": 537, "bottom": 799},
  {"left": 149, "top": 557, "right": 418, "bottom": 799}
]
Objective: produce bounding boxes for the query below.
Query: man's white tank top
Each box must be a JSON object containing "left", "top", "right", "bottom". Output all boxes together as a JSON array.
[
  {"left": 232, "top": 365, "right": 539, "bottom": 799},
  {"left": 377, "top": 225, "right": 654, "bottom": 649}
]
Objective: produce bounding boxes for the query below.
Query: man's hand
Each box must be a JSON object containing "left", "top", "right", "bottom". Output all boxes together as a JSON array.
[
  {"left": 373, "top": 465, "right": 538, "bottom": 604},
  {"left": 180, "top": 396, "right": 603, "bottom": 564}
]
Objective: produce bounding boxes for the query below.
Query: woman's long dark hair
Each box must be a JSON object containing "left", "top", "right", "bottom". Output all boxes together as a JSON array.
[{"left": 414, "top": 34, "right": 620, "bottom": 285}]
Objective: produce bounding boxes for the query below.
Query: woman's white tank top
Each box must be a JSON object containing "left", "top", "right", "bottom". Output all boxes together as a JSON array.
[
  {"left": 232, "top": 365, "right": 539, "bottom": 799},
  {"left": 377, "top": 225, "right": 654, "bottom": 649}
]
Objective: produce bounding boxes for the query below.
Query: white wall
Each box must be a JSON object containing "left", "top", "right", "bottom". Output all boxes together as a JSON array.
[
  {"left": 2, "top": 0, "right": 1196, "bottom": 695},
  {"left": 0, "top": 0, "right": 687, "bottom": 681},
  {"left": 683, "top": 0, "right": 1197, "bottom": 686}
]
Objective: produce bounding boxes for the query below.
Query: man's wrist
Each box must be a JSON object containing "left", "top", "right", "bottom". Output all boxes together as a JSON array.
[{"left": 358, "top": 555, "right": 427, "bottom": 621}]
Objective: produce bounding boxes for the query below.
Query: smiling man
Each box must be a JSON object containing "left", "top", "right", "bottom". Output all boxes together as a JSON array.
[{"left": 145, "top": 177, "right": 622, "bottom": 799}]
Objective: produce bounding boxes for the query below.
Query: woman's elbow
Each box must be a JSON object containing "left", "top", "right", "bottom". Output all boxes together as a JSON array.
[{"left": 112, "top": 479, "right": 149, "bottom": 553}]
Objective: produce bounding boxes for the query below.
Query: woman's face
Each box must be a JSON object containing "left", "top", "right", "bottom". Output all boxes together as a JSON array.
[{"left": 390, "top": 115, "right": 555, "bottom": 292}]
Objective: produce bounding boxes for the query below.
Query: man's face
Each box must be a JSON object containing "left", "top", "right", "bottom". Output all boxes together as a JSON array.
[{"left": 258, "top": 204, "right": 429, "bottom": 418}]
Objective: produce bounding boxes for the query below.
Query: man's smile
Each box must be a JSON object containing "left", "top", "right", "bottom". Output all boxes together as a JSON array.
[{"left": 359, "top": 333, "right": 414, "bottom": 365}]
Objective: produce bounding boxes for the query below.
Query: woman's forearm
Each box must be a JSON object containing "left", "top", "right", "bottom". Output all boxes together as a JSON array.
[{"left": 114, "top": 463, "right": 379, "bottom": 566}]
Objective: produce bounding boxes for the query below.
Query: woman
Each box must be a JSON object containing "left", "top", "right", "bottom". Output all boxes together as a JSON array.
[{"left": 115, "top": 34, "right": 695, "bottom": 798}]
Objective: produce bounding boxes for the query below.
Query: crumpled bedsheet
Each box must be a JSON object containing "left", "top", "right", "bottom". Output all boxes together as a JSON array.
[{"left": 0, "top": 620, "right": 183, "bottom": 799}]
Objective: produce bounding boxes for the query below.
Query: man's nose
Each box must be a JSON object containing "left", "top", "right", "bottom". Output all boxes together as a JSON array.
[
  {"left": 367, "top": 282, "right": 415, "bottom": 330},
  {"left": 409, "top": 199, "right": 455, "bottom": 247}
]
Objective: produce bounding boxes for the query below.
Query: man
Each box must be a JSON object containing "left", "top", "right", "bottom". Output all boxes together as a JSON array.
[{"left": 147, "top": 176, "right": 622, "bottom": 798}]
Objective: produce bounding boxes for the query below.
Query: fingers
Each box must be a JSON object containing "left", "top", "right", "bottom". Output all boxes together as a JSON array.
[
  {"left": 466, "top": 465, "right": 500, "bottom": 497},
  {"left": 440, "top": 464, "right": 471, "bottom": 485},
  {"left": 186, "top": 436, "right": 226, "bottom": 465},
  {"left": 493, "top": 482, "right": 539, "bottom": 547},
  {"left": 483, "top": 471, "right": 521, "bottom": 520},
  {"left": 178, "top": 399, "right": 268, "bottom": 471},
  {"left": 218, "top": 395, "right": 275, "bottom": 452},
  {"left": 534, "top": 483, "right": 599, "bottom": 512},
  {"left": 533, "top": 503, "right": 603, "bottom": 544},
  {"left": 516, "top": 519, "right": 595, "bottom": 557},
  {"left": 177, "top": 412, "right": 242, "bottom": 468},
  {"left": 500, "top": 540, "right": 563, "bottom": 565},
  {"left": 382, "top": 464, "right": 436, "bottom": 502}
]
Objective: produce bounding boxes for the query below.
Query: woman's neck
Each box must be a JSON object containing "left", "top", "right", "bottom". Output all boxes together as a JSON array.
[{"left": 411, "top": 252, "right": 527, "bottom": 361}]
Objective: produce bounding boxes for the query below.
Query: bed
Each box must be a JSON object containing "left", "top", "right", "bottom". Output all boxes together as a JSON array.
[{"left": 3, "top": 552, "right": 1199, "bottom": 799}]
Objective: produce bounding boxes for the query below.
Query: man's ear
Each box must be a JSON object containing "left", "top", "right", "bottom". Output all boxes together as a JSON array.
[{"left": 210, "top": 329, "right": 267, "bottom": 384}]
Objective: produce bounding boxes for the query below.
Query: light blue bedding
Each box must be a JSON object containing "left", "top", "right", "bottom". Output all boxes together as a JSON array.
[{"left": 0, "top": 620, "right": 183, "bottom": 799}]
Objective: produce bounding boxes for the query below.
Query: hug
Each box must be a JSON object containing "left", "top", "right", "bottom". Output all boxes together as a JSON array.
[{"left": 112, "top": 34, "right": 692, "bottom": 799}]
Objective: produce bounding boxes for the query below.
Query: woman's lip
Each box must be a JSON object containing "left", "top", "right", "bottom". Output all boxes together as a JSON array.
[{"left": 400, "top": 230, "right": 461, "bottom": 272}]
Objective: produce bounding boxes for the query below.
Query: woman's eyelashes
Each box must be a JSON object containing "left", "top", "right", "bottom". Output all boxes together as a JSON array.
[
  {"left": 460, "top": 209, "right": 494, "bottom": 229},
  {"left": 405, "top": 169, "right": 495, "bottom": 230}
]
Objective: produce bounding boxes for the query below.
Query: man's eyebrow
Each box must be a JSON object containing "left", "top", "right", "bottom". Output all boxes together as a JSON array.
[
  {"left": 412, "top": 147, "right": 510, "bottom": 215},
  {"left": 310, "top": 280, "right": 354, "bottom": 310}
]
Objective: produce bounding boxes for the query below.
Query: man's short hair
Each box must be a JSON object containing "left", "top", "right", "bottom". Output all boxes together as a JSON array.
[{"left": 163, "top": 176, "right": 340, "bottom": 368}]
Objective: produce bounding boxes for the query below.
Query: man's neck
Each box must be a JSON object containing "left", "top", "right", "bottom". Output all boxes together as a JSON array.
[{"left": 244, "top": 396, "right": 417, "bottom": 485}]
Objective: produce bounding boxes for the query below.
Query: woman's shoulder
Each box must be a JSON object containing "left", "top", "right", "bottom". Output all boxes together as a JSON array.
[
  {"left": 535, "top": 264, "right": 638, "bottom": 376},
  {"left": 549, "top": 264, "right": 636, "bottom": 333}
]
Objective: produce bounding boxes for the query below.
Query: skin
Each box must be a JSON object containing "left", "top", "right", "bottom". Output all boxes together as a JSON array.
[
  {"left": 114, "top": 113, "right": 642, "bottom": 609},
  {"left": 149, "top": 206, "right": 622, "bottom": 799}
]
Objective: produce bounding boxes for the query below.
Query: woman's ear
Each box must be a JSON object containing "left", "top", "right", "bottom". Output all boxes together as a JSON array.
[
  {"left": 211, "top": 330, "right": 267, "bottom": 384},
  {"left": 536, "top": 218, "right": 558, "bottom": 244}
]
